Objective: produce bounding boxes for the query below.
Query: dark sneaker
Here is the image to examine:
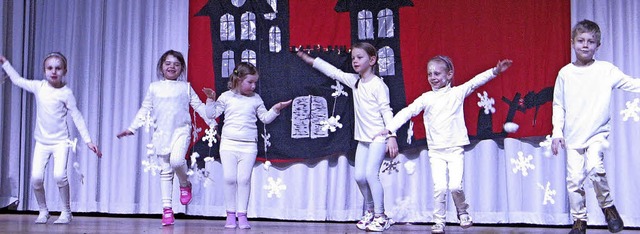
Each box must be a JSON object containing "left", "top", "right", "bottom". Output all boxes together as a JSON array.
[
  {"left": 569, "top": 220, "right": 586, "bottom": 234},
  {"left": 602, "top": 205, "right": 624, "bottom": 233}
]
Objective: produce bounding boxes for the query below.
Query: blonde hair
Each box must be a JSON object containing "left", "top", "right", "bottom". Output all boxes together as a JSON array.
[
  {"left": 572, "top": 19, "right": 601, "bottom": 46},
  {"left": 228, "top": 62, "right": 258, "bottom": 90}
]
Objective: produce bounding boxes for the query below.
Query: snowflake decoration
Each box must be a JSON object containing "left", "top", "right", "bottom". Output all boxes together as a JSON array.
[
  {"left": 387, "top": 196, "right": 417, "bottom": 220},
  {"left": 620, "top": 98, "right": 640, "bottom": 122},
  {"left": 139, "top": 111, "right": 156, "bottom": 133},
  {"left": 320, "top": 115, "right": 343, "bottom": 132},
  {"left": 404, "top": 160, "right": 416, "bottom": 175},
  {"left": 202, "top": 127, "right": 217, "bottom": 147},
  {"left": 511, "top": 151, "right": 535, "bottom": 176},
  {"left": 331, "top": 81, "right": 348, "bottom": 97},
  {"left": 263, "top": 160, "right": 272, "bottom": 171},
  {"left": 191, "top": 124, "right": 202, "bottom": 143},
  {"left": 406, "top": 121, "right": 414, "bottom": 144},
  {"left": 381, "top": 160, "right": 400, "bottom": 175},
  {"left": 66, "top": 138, "right": 78, "bottom": 153},
  {"left": 142, "top": 156, "right": 162, "bottom": 176},
  {"left": 190, "top": 152, "right": 200, "bottom": 168},
  {"left": 539, "top": 135, "right": 553, "bottom": 157},
  {"left": 145, "top": 143, "right": 155, "bottom": 156},
  {"left": 187, "top": 156, "right": 215, "bottom": 187},
  {"left": 477, "top": 91, "right": 496, "bottom": 114},
  {"left": 262, "top": 132, "right": 272, "bottom": 150},
  {"left": 536, "top": 181, "right": 557, "bottom": 205},
  {"left": 263, "top": 177, "right": 287, "bottom": 198},
  {"left": 72, "top": 162, "right": 85, "bottom": 184}
]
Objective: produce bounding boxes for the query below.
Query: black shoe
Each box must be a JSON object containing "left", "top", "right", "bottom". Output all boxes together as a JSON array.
[
  {"left": 568, "top": 220, "right": 586, "bottom": 234},
  {"left": 602, "top": 205, "right": 624, "bottom": 233}
]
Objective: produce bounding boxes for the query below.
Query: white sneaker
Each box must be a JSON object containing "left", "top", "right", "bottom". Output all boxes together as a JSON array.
[
  {"left": 34, "top": 210, "right": 50, "bottom": 224},
  {"left": 365, "top": 216, "right": 394, "bottom": 232},
  {"left": 459, "top": 214, "right": 472, "bottom": 229},
  {"left": 355, "top": 211, "right": 374, "bottom": 230},
  {"left": 53, "top": 211, "right": 73, "bottom": 224},
  {"left": 431, "top": 222, "right": 445, "bottom": 233}
]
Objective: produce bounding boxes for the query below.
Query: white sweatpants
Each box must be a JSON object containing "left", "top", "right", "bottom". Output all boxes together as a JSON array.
[
  {"left": 159, "top": 134, "right": 190, "bottom": 208},
  {"left": 566, "top": 140, "right": 612, "bottom": 221},
  {"left": 31, "top": 141, "right": 71, "bottom": 212},
  {"left": 219, "top": 139, "right": 257, "bottom": 213},
  {"left": 429, "top": 146, "right": 469, "bottom": 224},
  {"left": 354, "top": 141, "right": 387, "bottom": 214}
]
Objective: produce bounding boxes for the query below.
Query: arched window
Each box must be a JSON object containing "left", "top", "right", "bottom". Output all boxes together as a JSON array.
[
  {"left": 377, "top": 9, "right": 394, "bottom": 38},
  {"left": 220, "top": 14, "right": 235, "bottom": 41},
  {"left": 269, "top": 26, "right": 282, "bottom": 52},
  {"left": 241, "top": 12, "right": 256, "bottom": 40},
  {"left": 264, "top": 0, "right": 277, "bottom": 20},
  {"left": 357, "top": 10, "right": 373, "bottom": 40},
  {"left": 241, "top": 50, "right": 257, "bottom": 66},
  {"left": 231, "top": 0, "right": 246, "bottom": 7},
  {"left": 222, "top": 50, "right": 235, "bottom": 78},
  {"left": 378, "top": 46, "right": 395, "bottom": 76}
]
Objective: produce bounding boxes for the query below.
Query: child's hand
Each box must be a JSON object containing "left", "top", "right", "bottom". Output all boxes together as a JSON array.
[
  {"left": 0, "top": 55, "right": 6, "bottom": 63},
  {"left": 273, "top": 100, "right": 292, "bottom": 112},
  {"left": 551, "top": 138, "right": 565, "bottom": 155},
  {"left": 386, "top": 137, "right": 399, "bottom": 158},
  {"left": 87, "top": 142, "right": 102, "bottom": 158},
  {"left": 116, "top": 130, "right": 134, "bottom": 139},
  {"left": 373, "top": 129, "right": 391, "bottom": 140},
  {"left": 493, "top": 59, "right": 513, "bottom": 75},
  {"left": 202, "top": 88, "right": 216, "bottom": 100},
  {"left": 297, "top": 51, "right": 315, "bottom": 65}
]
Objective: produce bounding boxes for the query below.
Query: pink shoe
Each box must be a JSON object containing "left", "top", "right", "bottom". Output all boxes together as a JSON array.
[
  {"left": 162, "top": 207, "right": 174, "bottom": 226},
  {"left": 179, "top": 184, "right": 192, "bottom": 205}
]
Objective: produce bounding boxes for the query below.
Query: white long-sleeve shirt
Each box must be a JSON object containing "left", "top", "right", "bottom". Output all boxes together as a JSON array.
[
  {"left": 207, "top": 90, "right": 279, "bottom": 142},
  {"left": 552, "top": 60, "right": 640, "bottom": 149},
  {"left": 128, "top": 79, "right": 215, "bottom": 154},
  {"left": 2, "top": 61, "right": 93, "bottom": 145},
  {"left": 386, "top": 69, "right": 497, "bottom": 150},
  {"left": 313, "top": 58, "right": 394, "bottom": 143}
]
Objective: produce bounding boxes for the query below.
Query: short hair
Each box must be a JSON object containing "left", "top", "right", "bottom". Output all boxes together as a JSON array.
[
  {"left": 156, "top": 50, "right": 186, "bottom": 79},
  {"left": 43, "top": 52, "right": 68, "bottom": 75},
  {"left": 572, "top": 19, "right": 601, "bottom": 46},
  {"left": 228, "top": 62, "right": 258, "bottom": 90}
]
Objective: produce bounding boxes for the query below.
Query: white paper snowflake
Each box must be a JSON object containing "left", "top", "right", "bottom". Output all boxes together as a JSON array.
[
  {"left": 139, "top": 111, "right": 156, "bottom": 133},
  {"left": 72, "top": 162, "right": 84, "bottom": 184},
  {"left": 331, "top": 80, "right": 348, "bottom": 97},
  {"left": 387, "top": 196, "right": 416, "bottom": 220},
  {"left": 511, "top": 151, "right": 535, "bottom": 176},
  {"left": 190, "top": 152, "right": 200, "bottom": 168},
  {"left": 404, "top": 160, "right": 416, "bottom": 175},
  {"left": 142, "top": 156, "right": 162, "bottom": 176},
  {"left": 406, "top": 121, "right": 414, "bottom": 144},
  {"left": 536, "top": 181, "right": 557, "bottom": 205},
  {"left": 620, "top": 98, "right": 640, "bottom": 122},
  {"left": 202, "top": 127, "right": 217, "bottom": 147},
  {"left": 263, "top": 160, "right": 272, "bottom": 171},
  {"left": 538, "top": 135, "right": 553, "bottom": 157},
  {"left": 320, "top": 115, "right": 343, "bottom": 132},
  {"left": 187, "top": 157, "right": 215, "bottom": 188},
  {"left": 262, "top": 132, "right": 272, "bottom": 150},
  {"left": 191, "top": 124, "right": 202, "bottom": 143},
  {"left": 477, "top": 91, "right": 496, "bottom": 115},
  {"left": 263, "top": 177, "right": 287, "bottom": 198},
  {"left": 66, "top": 138, "right": 78, "bottom": 153}
]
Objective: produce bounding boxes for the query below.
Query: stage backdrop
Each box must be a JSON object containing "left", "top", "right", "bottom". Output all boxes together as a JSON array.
[{"left": 188, "top": 0, "right": 569, "bottom": 162}]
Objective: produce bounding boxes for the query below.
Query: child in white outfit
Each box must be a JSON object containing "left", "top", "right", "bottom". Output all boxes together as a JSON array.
[
  {"left": 297, "top": 42, "right": 399, "bottom": 232},
  {"left": 117, "top": 50, "right": 216, "bottom": 226},
  {"left": 379, "top": 55, "right": 512, "bottom": 233},
  {"left": 203, "top": 62, "right": 291, "bottom": 229},
  {"left": 0, "top": 53, "right": 102, "bottom": 224},
  {"left": 551, "top": 19, "right": 637, "bottom": 234}
]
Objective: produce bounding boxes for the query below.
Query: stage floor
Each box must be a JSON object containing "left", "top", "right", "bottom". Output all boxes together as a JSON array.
[{"left": 0, "top": 213, "right": 638, "bottom": 233}]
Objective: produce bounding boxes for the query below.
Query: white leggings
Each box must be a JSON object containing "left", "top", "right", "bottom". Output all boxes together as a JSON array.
[
  {"left": 31, "top": 141, "right": 71, "bottom": 212},
  {"left": 159, "top": 134, "right": 190, "bottom": 208},
  {"left": 429, "top": 147, "right": 469, "bottom": 223},
  {"left": 219, "top": 142, "right": 256, "bottom": 213},
  {"left": 566, "top": 141, "right": 612, "bottom": 221},
  {"left": 354, "top": 141, "right": 387, "bottom": 214}
]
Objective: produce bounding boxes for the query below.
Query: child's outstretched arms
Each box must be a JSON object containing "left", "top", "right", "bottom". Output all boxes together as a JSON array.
[
  {"left": 203, "top": 87, "right": 216, "bottom": 101},
  {"left": 271, "top": 100, "right": 293, "bottom": 114},
  {"left": 493, "top": 59, "right": 514, "bottom": 75},
  {"left": 116, "top": 130, "right": 134, "bottom": 139},
  {"left": 297, "top": 51, "right": 315, "bottom": 65},
  {"left": 551, "top": 138, "right": 565, "bottom": 155}
]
